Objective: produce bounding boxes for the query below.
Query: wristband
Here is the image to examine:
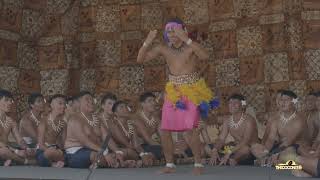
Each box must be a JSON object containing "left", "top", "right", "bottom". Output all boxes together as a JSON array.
[
  {"left": 139, "top": 152, "right": 149, "bottom": 157},
  {"left": 103, "top": 149, "right": 109, "bottom": 156},
  {"left": 116, "top": 150, "right": 124, "bottom": 155},
  {"left": 186, "top": 38, "right": 192, "bottom": 45},
  {"left": 14, "top": 149, "right": 19, "bottom": 154}
]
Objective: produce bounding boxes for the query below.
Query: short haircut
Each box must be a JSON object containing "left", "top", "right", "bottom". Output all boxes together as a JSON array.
[
  {"left": 314, "top": 91, "right": 320, "bottom": 97},
  {"left": 77, "top": 91, "right": 93, "bottom": 99},
  {"left": 49, "top": 94, "right": 66, "bottom": 104},
  {"left": 112, "top": 101, "right": 127, "bottom": 113},
  {"left": 0, "top": 89, "right": 13, "bottom": 100},
  {"left": 101, "top": 92, "right": 117, "bottom": 105},
  {"left": 139, "top": 92, "right": 156, "bottom": 103},
  {"left": 28, "top": 92, "right": 43, "bottom": 106},
  {"left": 228, "top": 93, "right": 246, "bottom": 102},
  {"left": 281, "top": 90, "right": 298, "bottom": 99}
]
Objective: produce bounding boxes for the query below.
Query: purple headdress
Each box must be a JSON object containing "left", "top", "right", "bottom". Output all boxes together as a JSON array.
[{"left": 163, "top": 18, "right": 187, "bottom": 44}]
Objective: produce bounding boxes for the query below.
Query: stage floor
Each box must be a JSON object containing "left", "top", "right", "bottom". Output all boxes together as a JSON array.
[{"left": 0, "top": 165, "right": 316, "bottom": 180}]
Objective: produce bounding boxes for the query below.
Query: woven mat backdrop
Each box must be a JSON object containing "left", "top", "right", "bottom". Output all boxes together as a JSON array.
[{"left": 0, "top": 0, "right": 319, "bottom": 122}]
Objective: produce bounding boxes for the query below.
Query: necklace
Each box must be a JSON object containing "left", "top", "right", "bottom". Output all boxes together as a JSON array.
[
  {"left": 280, "top": 111, "right": 296, "bottom": 126},
  {"left": 0, "top": 114, "right": 10, "bottom": 129},
  {"left": 169, "top": 43, "right": 185, "bottom": 54},
  {"left": 116, "top": 118, "right": 134, "bottom": 138},
  {"left": 140, "top": 111, "right": 156, "bottom": 127},
  {"left": 48, "top": 113, "right": 64, "bottom": 133},
  {"left": 81, "top": 112, "right": 98, "bottom": 127},
  {"left": 30, "top": 111, "right": 40, "bottom": 126},
  {"left": 229, "top": 113, "right": 245, "bottom": 129}
]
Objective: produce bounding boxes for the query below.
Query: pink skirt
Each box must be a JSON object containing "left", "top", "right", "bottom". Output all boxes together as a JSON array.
[{"left": 161, "top": 97, "right": 200, "bottom": 132}]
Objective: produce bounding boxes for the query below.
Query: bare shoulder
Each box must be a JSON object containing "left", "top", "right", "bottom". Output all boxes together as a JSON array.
[
  {"left": 295, "top": 112, "right": 305, "bottom": 125},
  {"left": 7, "top": 116, "right": 17, "bottom": 126}
]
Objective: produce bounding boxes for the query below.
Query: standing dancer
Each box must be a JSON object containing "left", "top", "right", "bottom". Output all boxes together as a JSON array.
[{"left": 137, "top": 18, "right": 217, "bottom": 175}]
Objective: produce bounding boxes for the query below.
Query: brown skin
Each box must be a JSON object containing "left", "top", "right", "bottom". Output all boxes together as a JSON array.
[
  {"left": 296, "top": 95, "right": 319, "bottom": 158},
  {"left": 99, "top": 98, "right": 127, "bottom": 167},
  {"left": 37, "top": 97, "right": 67, "bottom": 167},
  {"left": 19, "top": 96, "right": 45, "bottom": 144},
  {"left": 251, "top": 95, "right": 305, "bottom": 165},
  {"left": 210, "top": 99, "right": 258, "bottom": 166},
  {"left": 64, "top": 94, "right": 117, "bottom": 168},
  {"left": 64, "top": 99, "right": 80, "bottom": 123},
  {"left": 134, "top": 96, "right": 161, "bottom": 146},
  {"left": 261, "top": 92, "right": 282, "bottom": 144},
  {"left": 0, "top": 97, "right": 32, "bottom": 166},
  {"left": 137, "top": 25, "right": 209, "bottom": 175},
  {"left": 112, "top": 103, "right": 154, "bottom": 167}
]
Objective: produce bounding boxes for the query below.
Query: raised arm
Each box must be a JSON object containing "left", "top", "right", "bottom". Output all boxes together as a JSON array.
[
  {"left": 137, "top": 30, "right": 162, "bottom": 63},
  {"left": 174, "top": 28, "right": 209, "bottom": 60}
]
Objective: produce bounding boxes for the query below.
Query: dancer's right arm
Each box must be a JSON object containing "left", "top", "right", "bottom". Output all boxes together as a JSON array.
[{"left": 137, "top": 30, "right": 162, "bottom": 63}]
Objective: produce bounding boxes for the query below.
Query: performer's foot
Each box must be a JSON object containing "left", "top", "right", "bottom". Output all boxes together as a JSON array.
[
  {"left": 4, "top": 159, "right": 11, "bottom": 166},
  {"left": 229, "top": 158, "right": 237, "bottom": 166},
  {"left": 157, "top": 167, "right": 176, "bottom": 174},
  {"left": 192, "top": 167, "right": 204, "bottom": 175},
  {"left": 52, "top": 161, "right": 64, "bottom": 168},
  {"left": 123, "top": 160, "right": 136, "bottom": 168},
  {"left": 135, "top": 160, "right": 143, "bottom": 168}
]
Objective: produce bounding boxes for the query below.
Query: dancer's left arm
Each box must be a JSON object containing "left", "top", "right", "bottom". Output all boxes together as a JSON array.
[{"left": 174, "top": 28, "right": 209, "bottom": 60}]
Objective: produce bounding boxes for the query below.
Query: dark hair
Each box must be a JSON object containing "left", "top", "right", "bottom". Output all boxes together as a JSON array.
[
  {"left": 281, "top": 90, "right": 297, "bottom": 99},
  {"left": 314, "top": 91, "right": 320, "bottom": 97},
  {"left": 77, "top": 91, "right": 93, "bottom": 99},
  {"left": 28, "top": 92, "right": 43, "bottom": 107},
  {"left": 277, "top": 89, "right": 285, "bottom": 94},
  {"left": 307, "top": 91, "right": 317, "bottom": 96},
  {"left": 101, "top": 92, "right": 117, "bottom": 105},
  {"left": 112, "top": 101, "right": 127, "bottom": 113},
  {"left": 66, "top": 96, "right": 76, "bottom": 104},
  {"left": 49, "top": 94, "right": 66, "bottom": 104},
  {"left": 0, "top": 89, "right": 13, "bottom": 100},
  {"left": 228, "top": 94, "right": 246, "bottom": 102},
  {"left": 139, "top": 92, "right": 156, "bottom": 103}
]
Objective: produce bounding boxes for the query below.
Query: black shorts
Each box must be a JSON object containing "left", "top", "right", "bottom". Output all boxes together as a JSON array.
[{"left": 141, "top": 144, "right": 163, "bottom": 160}]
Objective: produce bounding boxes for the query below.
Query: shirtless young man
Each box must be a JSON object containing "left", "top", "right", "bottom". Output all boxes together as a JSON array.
[
  {"left": 0, "top": 90, "right": 34, "bottom": 166},
  {"left": 134, "top": 92, "right": 162, "bottom": 162},
  {"left": 111, "top": 101, "right": 154, "bottom": 167},
  {"left": 251, "top": 90, "right": 306, "bottom": 166},
  {"left": 64, "top": 91, "right": 117, "bottom": 168},
  {"left": 36, "top": 94, "right": 67, "bottom": 167},
  {"left": 64, "top": 96, "right": 80, "bottom": 123},
  {"left": 261, "top": 90, "right": 284, "bottom": 144},
  {"left": 19, "top": 93, "right": 45, "bottom": 148},
  {"left": 137, "top": 18, "right": 215, "bottom": 175},
  {"left": 209, "top": 94, "right": 258, "bottom": 166},
  {"left": 99, "top": 92, "right": 117, "bottom": 130}
]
